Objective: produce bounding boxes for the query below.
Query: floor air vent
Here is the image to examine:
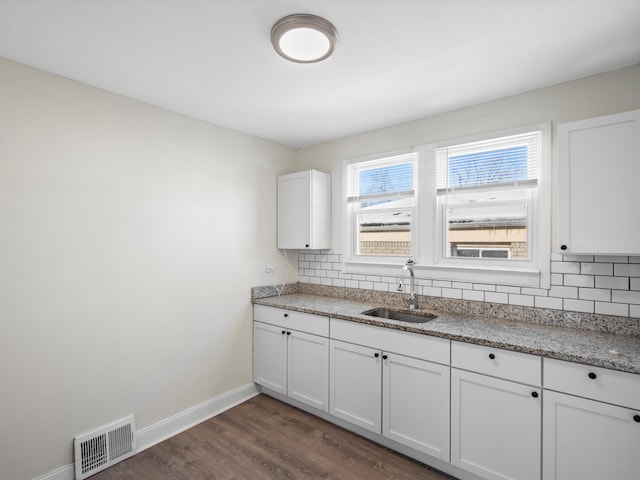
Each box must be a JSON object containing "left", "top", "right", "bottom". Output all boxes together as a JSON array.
[{"left": 74, "top": 415, "right": 136, "bottom": 479}]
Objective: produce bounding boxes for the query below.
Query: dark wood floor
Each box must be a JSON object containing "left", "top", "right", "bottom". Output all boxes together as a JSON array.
[{"left": 92, "top": 394, "right": 457, "bottom": 480}]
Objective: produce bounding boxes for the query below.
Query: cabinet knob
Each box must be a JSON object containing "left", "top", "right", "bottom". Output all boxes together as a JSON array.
[
  {"left": 634, "top": 414, "right": 640, "bottom": 423},
  {"left": 281, "top": 330, "right": 286, "bottom": 335},
  {"left": 531, "top": 391, "right": 539, "bottom": 398},
  {"left": 382, "top": 354, "right": 388, "bottom": 360},
  {"left": 286, "top": 331, "right": 291, "bottom": 335},
  {"left": 588, "top": 372, "right": 597, "bottom": 380},
  {"left": 560, "top": 244, "right": 567, "bottom": 250},
  {"left": 489, "top": 353, "right": 496, "bottom": 360},
  {"left": 305, "top": 244, "right": 310, "bottom": 248},
  {"left": 374, "top": 353, "right": 380, "bottom": 358}
]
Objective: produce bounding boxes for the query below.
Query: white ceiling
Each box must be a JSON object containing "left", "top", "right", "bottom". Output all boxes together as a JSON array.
[{"left": 0, "top": 1, "right": 639, "bottom": 148}]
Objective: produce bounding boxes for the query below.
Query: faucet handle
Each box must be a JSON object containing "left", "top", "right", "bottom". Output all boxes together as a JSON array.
[{"left": 405, "top": 258, "right": 415, "bottom": 266}]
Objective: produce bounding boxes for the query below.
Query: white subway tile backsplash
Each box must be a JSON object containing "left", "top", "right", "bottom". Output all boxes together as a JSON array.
[
  {"left": 564, "top": 274, "right": 595, "bottom": 288},
  {"left": 485, "top": 292, "right": 509, "bottom": 304},
  {"left": 580, "top": 262, "right": 613, "bottom": 276},
  {"left": 497, "top": 285, "right": 521, "bottom": 294},
  {"left": 521, "top": 287, "right": 548, "bottom": 297},
  {"left": 509, "top": 294, "right": 534, "bottom": 307},
  {"left": 463, "top": 290, "right": 485, "bottom": 301},
  {"left": 562, "top": 254, "right": 594, "bottom": 262},
  {"left": 442, "top": 288, "right": 462, "bottom": 299},
  {"left": 614, "top": 264, "right": 640, "bottom": 277},
  {"left": 473, "top": 283, "right": 497, "bottom": 291},
  {"left": 299, "top": 251, "right": 639, "bottom": 318},
  {"left": 423, "top": 286, "right": 442, "bottom": 297},
  {"left": 374, "top": 282, "right": 390, "bottom": 292},
  {"left": 595, "top": 276, "right": 629, "bottom": 290},
  {"left": 563, "top": 299, "right": 594, "bottom": 313},
  {"left": 551, "top": 261, "right": 580, "bottom": 274},
  {"left": 611, "top": 290, "right": 640, "bottom": 305},
  {"left": 550, "top": 273, "right": 564, "bottom": 285},
  {"left": 535, "top": 296, "right": 563, "bottom": 310},
  {"left": 578, "top": 288, "right": 611, "bottom": 302},
  {"left": 549, "top": 286, "right": 578, "bottom": 299},
  {"left": 595, "top": 302, "right": 628, "bottom": 316},
  {"left": 595, "top": 255, "right": 626, "bottom": 263}
]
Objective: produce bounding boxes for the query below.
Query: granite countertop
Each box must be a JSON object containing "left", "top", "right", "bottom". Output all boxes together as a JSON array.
[{"left": 253, "top": 292, "right": 640, "bottom": 375}]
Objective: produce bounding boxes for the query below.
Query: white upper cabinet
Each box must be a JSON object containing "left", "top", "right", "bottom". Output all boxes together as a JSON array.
[
  {"left": 557, "top": 109, "right": 640, "bottom": 254},
  {"left": 277, "top": 170, "right": 331, "bottom": 250}
]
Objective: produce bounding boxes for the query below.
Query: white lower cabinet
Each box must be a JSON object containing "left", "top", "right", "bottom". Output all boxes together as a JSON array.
[
  {"left": 451, "top": 341, "right": 542, "bottom": 480},
  {"left": 253, "top": 306, "right": 329, "bottom": 412},
  {"left": 543, "top": 391, "right": 640, "bottom": 480},
  {"left": 329, "top": 339, "right": 382, "bottom": 432},
  {"left": 382, "top": 350, "right": 450, "bottom": 459},
  {"left": 542, "top": 358, "right": 640, "bottom": 480},
  {"left": 329, "top": 319, "right": 451, "bottom": 460}
]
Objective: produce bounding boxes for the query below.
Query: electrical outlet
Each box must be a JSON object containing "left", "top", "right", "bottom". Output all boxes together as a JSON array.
[{"left": 265, "top": 262, "right": 274, "bottom": 273}]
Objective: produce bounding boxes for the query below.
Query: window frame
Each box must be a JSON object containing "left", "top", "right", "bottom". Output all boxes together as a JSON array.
[
  {"left": 343, "top": 150, "right": 418, "bottom": 267},
  {"left": 342, "top": 123, "right": 551, "bottom": 288}
]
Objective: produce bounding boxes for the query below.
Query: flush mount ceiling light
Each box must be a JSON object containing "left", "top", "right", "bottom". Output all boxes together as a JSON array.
[{"left": 271, "top": 14, "right": 338, "bottom": 63}]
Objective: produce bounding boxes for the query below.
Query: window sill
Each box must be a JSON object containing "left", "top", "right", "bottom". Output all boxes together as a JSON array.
[{"left": 344, "top": 259, "right": 545, "bottom": 288}]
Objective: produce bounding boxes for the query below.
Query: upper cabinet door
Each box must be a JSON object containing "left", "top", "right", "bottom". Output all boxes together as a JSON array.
[
  {"left": 277, "top": 170, "right": 331, "bottom": 250},
  {"left": 557, "top": 110, "right": 640, "bottom": 255}
]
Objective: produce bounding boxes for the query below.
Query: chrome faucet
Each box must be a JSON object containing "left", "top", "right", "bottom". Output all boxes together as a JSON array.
[{"left": 397, "top": 258, "right": 418, "bottom": 310}]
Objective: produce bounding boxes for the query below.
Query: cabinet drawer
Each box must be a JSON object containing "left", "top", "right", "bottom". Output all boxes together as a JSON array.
[
  {"left": 451, "top": 341, "right": 541, "bottom": 386},
  {"left": 544, "top": 358, "right": 640, "bottom": 409},
  {"left": 254, "top": 305, "right": 329, "bottom": 337},
  {"left": 330, "top": 318, "right": 450, "bottom": 365}
]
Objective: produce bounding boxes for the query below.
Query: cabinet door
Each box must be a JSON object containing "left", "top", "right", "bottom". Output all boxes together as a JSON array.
[
  {"left": 287, "top": 330, "right": 329, "bottom": 412},
  {"left": 253, "top": 322, "right": 287, "bottom": 394},
  {"left": 329, "top": 339, "right": 382, "bottom": 433},
  {"left": 382, "top": 353, "right": 450, "bottom": 460},
  {"left": 278, "top": 171, "right": 311, "bottom": 249},
  {"left": 557, "top": 110, "right": 640, "bottom": 254},
  {"left": 543, "top": 390, "right": 640, "bottom": 480},
  {"left": 451, "top": 369, "right": 541, "bottom": 480}
]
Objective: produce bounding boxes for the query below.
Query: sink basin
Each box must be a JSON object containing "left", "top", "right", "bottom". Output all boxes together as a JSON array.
[{"left": 361, "top": 308, "right": 437, "bottom": 323}]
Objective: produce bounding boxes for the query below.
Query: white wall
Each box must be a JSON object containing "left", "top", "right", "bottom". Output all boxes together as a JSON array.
[
  {"left": 295, "top": 64, "right": 640, "bottom": 251},
  {"left": 0, "top": 58, "right": 296, "bottom": 480}
]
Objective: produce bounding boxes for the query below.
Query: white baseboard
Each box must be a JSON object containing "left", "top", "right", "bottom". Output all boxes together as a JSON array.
[
  {"left": 33, "top": 383, "right": 260, "bottom": 480},
  {"left": 136, "top": 382, "right": 259, "bottom": 451}
]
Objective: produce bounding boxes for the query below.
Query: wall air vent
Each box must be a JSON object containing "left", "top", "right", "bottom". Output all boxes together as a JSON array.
[{"left": 74, "top": 415, "right": 136, "bottom": 479}]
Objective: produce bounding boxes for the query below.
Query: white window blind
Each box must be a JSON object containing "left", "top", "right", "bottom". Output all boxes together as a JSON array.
[
  {"left": 346, "top": 153, "right": 415, "bottom": 204},
  {"left": 436, "top": 131, "right": 541, "bottom": 193}
]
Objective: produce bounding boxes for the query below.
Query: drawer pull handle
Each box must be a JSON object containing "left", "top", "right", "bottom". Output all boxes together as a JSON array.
[
  {"left": 489, "top": 353, "right": 496, "bottom": 360},
  {"left": 531, "top": 391, "right": 539, "bottom": 398},
  {"left": 588, "top": 372, "right": 597, "bottom": 380},
  {"left": 283, "top": 313, "right": 289, "bottom": 317},
  {"left": 374, "top": 353, "right": 380, "bottom": 358},
  {"left": 382, "top": 354, "right": 388, "bottom": 360},
  {"left": 634, "top": 415, "right": 640, "bottom": 423}
]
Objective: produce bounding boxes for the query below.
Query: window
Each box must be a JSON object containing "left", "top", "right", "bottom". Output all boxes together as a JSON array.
[
  {"left": 345, "top": 152, "right": 417, "bottom": 260},
  {"left": 343, "top": 124, "right": 550, "bottom": 288},
  {"left": 436, "top": 131, "right": 541, "bottom": 263}
]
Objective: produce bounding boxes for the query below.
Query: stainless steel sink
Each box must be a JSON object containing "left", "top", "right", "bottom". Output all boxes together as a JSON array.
[{"left": 361, "top": 308, "right": 437, "bottom": 323}]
